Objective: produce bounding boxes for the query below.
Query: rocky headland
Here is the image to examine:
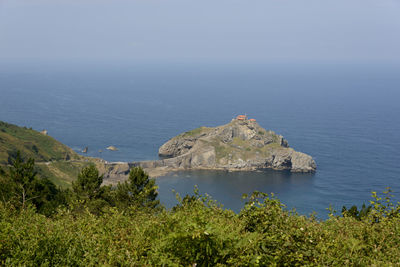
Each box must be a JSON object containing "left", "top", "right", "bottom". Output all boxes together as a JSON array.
[{"left": 101, "top": 117, "right": 316, "bottom": 184}]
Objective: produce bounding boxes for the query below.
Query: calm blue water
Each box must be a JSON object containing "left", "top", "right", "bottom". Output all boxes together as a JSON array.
[{"left": 1, "top": 61, "right": 400, "bottom": 218}]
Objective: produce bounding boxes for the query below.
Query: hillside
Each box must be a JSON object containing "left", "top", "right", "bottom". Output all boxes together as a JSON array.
[
  {"left": 0, "top": 121, "right": 97, "bottom": 187},
  {"left": 0, "top": 121, "right": 81, "bottom": 164}
]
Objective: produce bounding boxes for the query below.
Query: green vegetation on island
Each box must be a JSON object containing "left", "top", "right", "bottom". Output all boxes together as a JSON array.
[{"left": 181, "top": 126, "right": 211, "bottom": 137}]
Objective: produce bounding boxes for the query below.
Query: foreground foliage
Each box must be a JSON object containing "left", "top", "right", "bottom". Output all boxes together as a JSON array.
[
  {"left": 1, "top": 189, "right": 400, "bottom": 266},
  {"left": 1, "top": 154, "right": 400, "bottom": 265}
]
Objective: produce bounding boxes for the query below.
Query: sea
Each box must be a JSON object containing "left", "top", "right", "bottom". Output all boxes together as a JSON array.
[{"left": 1, "top": 61, "right": 400, "bottom": 218}]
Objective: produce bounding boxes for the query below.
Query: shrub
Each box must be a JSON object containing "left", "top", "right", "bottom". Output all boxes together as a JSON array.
[{"left": 2, "top": 179, "right": 400, "bottom": 265}]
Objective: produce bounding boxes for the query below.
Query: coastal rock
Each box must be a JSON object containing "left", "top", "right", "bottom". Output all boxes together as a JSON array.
[
  {"left": 106, "top": 146, "right": 118, "bottom": 151},
  {"left": 290, "top": 151, "right": 317, "bottom": 173},
  {"left": 159, "top": 138, "right": 195, "bottom": 158},
  {"left": 100, "top": 162, "right": 131, "bottom": 184}
]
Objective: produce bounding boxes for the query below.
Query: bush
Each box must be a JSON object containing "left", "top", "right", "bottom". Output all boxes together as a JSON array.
[{"left": 2, "top": 168, "right": 400, "bottom": 266}]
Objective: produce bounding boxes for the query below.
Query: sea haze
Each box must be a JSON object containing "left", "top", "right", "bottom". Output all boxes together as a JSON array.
[{"left": 1, "top": 61, "right": 399, "bottom": 218}]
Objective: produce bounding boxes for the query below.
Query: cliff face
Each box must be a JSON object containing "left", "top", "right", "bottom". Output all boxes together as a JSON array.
[{"left": 158, "top": 119, "right": 316, "bottom": 173}]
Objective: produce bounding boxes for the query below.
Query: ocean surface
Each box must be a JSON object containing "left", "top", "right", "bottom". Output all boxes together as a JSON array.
[{"left": 1, "top": 61, "right": 400, "bottom": 218}]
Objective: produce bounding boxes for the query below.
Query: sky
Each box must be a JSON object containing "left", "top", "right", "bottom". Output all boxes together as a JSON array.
[{"left": 0, "top": 0, "right": 400, "bottom": 64}]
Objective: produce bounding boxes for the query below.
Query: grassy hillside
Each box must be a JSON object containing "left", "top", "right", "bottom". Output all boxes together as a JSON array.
[
  {"left": 0, "top": 121, "right": 81, "bottom": 164},
  {"left": 0, "top": 121, "right": 95, "bottom": 187}
]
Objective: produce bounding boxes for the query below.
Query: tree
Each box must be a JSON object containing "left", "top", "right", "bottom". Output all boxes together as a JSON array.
[
  {"left": 32, "top": 177, "right": 68, "bottom": 216},
  {"left": 72, "top": 164, "right": 112, "bottom": 214},
  {"left": 0, "top": 151, "right": 65, "bottom": 214},
  {"left": 72, "top": 165, "right": 104, "bottom": 201},
  {"left": 7, "top": 152, "right": 37, "bottom": 209},
  {"left": 114, "top": 166, "right": 159, "bottom": 210},
  {"left": 0, "top": 165, "right": 12, "bottom": 204}
]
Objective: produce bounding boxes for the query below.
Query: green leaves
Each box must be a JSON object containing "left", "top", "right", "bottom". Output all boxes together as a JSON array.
[{"left": 342, "top": 204, "right": 372, "bottom": 220}]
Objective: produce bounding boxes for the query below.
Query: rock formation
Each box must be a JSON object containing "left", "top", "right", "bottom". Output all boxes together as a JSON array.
[
  {"left": 106, "top": 146, "right": 118, "bottom": 151},
  {"left": 157, "top": 118, "right": 316, "bottom": 173},
  {"left": 101, "top": 118, "right": 316, "bottom": 184}
]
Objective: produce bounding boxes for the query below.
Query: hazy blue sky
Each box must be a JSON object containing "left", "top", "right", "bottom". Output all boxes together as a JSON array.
[{"left": 1, "top": 0, "right": 399, "bottom": 63}]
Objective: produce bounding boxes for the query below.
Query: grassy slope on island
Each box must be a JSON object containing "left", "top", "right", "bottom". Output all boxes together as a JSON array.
[
  {"left": 0, "top": 121, "right": 94, "bottom": 187},
  {"left": 179, "top": 122, "right": 285, "bottom": 163}
]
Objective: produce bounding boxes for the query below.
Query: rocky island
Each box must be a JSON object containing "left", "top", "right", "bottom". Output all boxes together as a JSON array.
[
  {"left": 158, "top": 115, "right": 316, "bottom": 172},
  {"left": 101, "top": 116, "right": 316, "bottom": 184}
]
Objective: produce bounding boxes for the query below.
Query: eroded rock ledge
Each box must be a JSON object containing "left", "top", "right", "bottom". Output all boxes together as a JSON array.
[{"left": 101, "top": 118, "right": 316, "bottom": 185}]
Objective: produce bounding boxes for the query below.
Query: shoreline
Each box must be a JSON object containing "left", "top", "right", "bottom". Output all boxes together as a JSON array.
[{"left": 100, "top": 160, "right": 314, "bottom": 186}]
